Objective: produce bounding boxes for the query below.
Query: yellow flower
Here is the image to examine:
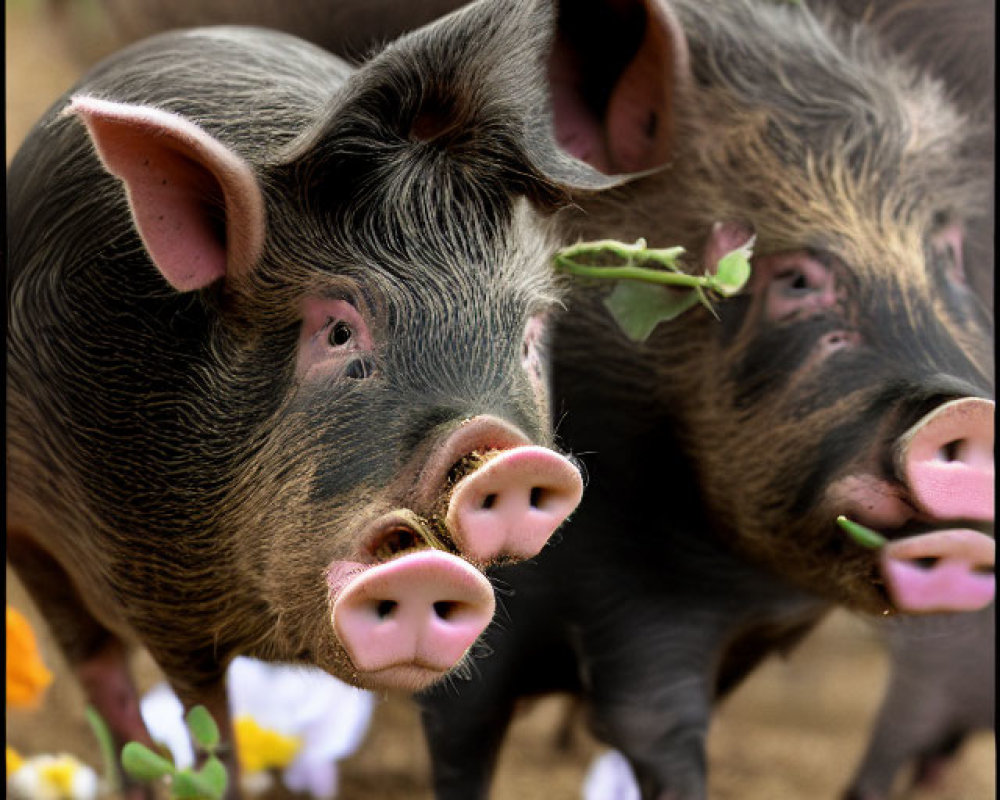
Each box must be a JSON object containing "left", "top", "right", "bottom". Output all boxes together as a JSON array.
[
  {"left": 234, "top": 715, "right": 303, "bottom": 774},
  {"left": 6, "top": 606, "right": 53, "bottom": 709},
  {"left": 7, "top": 746, "right": 25, "bottom": 774},
  {"left": 6, "top": 753, "right": 98, "bottom": 800}
]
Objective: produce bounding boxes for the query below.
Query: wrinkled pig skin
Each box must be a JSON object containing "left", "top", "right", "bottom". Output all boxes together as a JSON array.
[
  {"left": 415, "top": 1, "right": 994, "bottom": 798},
  {"left": 4, "top": 5, "right": 619, "bottom": 795}
]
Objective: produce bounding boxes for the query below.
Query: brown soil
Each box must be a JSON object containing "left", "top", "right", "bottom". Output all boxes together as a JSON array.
[{"left": 6, "top": 1, "right": 994, "bottom": 798}]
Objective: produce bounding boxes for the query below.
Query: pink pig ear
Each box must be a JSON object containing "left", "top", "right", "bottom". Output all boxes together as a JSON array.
[
  {"left": 65, "top": 96, "right": 265, "bottom": 292},
  {"left": 548, "top": 0, "right": 689, "bottom": 176}
]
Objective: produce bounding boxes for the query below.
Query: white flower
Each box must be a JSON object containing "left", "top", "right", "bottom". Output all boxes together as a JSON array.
[
  {"left": 7, "top": 753, "right": 99, "bottom": 800},
  {"left": 582, "top": 750, "right": 641, "bottom": 800},
  {"left": 140, "top": 681, "right": 196, "bottom": 769},
  {"left": 139, "top": 657, "right": 375, "bottom": 799}
]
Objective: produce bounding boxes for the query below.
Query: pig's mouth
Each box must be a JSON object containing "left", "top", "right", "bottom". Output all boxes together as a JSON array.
[
  {"left": 841, "top": 516, "right": 995, "bottom": 614},
  {"left": 837, "top": 396, "right": 994, "bottom": 614},
  {"left": 879, "top": 521, "right": 994, "bottom": 614}
]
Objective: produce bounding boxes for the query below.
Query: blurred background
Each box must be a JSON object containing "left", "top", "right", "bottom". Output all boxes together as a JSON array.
[{"left": 6, "top": 0, "right": 995, "bottom": 797}]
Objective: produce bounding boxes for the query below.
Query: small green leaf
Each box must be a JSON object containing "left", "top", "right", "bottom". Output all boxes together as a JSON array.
[
  {"left": 197, "top": 756, "right": 228, "bottom": 798},
  {"left": 172, "top": 769, "right": 220, "bottom": 800},
  {"left": 603, "top": 281, "right": 701, "bottom": 342},
  {"left": 711, "top": 237, "right": 755, "bottom": 296},
  {"left": 121, "top": 742, "right": 174, "bottom": 782},
  {"left": 185, "top": 706, "right": 220, "bottom": 751},
  {"left": 836, "top": 515, "right": 887, "bottom": 549}
]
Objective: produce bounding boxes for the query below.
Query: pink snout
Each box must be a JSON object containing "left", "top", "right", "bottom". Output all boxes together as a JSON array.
[
  {"left": 897, "top": 396, "right": 994, "bottom": 521},
  {"left": 885, "top": 397, "right": 995, "bottom": 612},
  {"left": 445, "top": 445, "right": 584, "bottom": 563},
  {"left": 330, "top": 550, "right": 495, "bottom": 691}
]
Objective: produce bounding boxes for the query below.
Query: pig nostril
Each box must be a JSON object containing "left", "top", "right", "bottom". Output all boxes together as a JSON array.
[
  {"left": 481, "top": 493, "right": 497, "bottom": 510},
  {"left": 433, "top": 601, "right": 457, "bottom": 620},
  {"left": 376, "top": 600, "right": 397, "bottom": 619},
  {"left": 913, "top": 557, "right": 940, "bottom": 570},
  {"left": 529, "top": 486, "right": 544, "bottom": 509},
  {"left": 369, "top": 527, "right": 419, "bottom": 561},
  {"left": 937, "top": 439, "right": 965, "bottom": 462}
]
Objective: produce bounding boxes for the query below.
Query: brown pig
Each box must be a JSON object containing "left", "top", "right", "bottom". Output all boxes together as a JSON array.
[
  {"left": 408, "top": 0, "right": 994, "bottom": 798},
  {"left": 4, "top": 5, "right": 621, "bottom": 794}
]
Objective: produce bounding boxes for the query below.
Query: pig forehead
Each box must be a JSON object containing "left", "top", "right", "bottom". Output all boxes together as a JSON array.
[{"left": 264, "top": 192, "right": 558, "bottom": 314}]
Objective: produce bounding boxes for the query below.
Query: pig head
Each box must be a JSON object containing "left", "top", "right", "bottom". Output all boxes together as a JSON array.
[
  {"left": 6, "top": 5, "right": 614, "bottom": 790},
  {"left": 551, "top": 0, "right": 995, "bottom": 617}
]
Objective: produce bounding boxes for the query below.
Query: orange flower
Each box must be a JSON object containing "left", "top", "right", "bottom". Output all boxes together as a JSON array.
[{"left": 7, "top": 606, "right": 53, "bottom": 709}]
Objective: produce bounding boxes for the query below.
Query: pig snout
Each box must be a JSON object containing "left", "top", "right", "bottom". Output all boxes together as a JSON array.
[
  {"left": 326, "top": 416, "right": 582, "bottom": 690},
  {"left": 881, "top": 397, "right": 995, "bottom": 613},
  {"left": 431, "top": 416, "right": 584, "bottom": 564},
  {"left": 445, "top": 445, "right": 584, "bottom": 563},
  {"left": 329, "top": 551, "right": 495, "bottom": 692},
  {"left": 896, "top": 397, "right": 994, "bottom": 522}
]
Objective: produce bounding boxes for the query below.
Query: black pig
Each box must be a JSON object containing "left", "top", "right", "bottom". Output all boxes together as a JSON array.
[
  {"left": 4, "top": 6, "right": 623, "bottom": 794},
  {"left": 408, "top": 0, "right": 994, "bottom": 798}
]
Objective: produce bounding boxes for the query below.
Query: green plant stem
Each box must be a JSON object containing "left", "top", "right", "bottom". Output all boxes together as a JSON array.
[
  {"left": 836, "top": 515, "right": 887, "bottom": 549},
  {"left": 84, "top": 705, "right": 121, "bottom": 795},
  {"left": 554, "top": 259, "right": 706, "bottom": 288}
]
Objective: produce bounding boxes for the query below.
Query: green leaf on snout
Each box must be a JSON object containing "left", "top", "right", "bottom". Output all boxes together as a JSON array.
[
  {"left": 121, "top": 742, "right": 174, "bottom": 782},
  {"left": 836, "top": 515, "right": 888, "bottom": 549},
  {"left": 185, "top": 705, "right": 220, "bottom": 751},
  {"left": 603, "top": 280, "right": 701, "bottom": 342}
]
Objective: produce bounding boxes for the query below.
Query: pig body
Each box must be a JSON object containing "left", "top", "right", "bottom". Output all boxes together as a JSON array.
[
  {"left": 417, "top": 0, "right": 994, "bottom": 798},
  {"left": 6, "top": 7, "right": 604, "bottom": 794}
]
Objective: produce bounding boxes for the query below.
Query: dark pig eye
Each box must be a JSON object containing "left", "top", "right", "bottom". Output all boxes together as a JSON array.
[
  {"left": 297, "top": 297, "right": 374, "bottom": 381},
  {"left": 329, "top": 320, "right": 353, "bottom": 347},
  {"left": 755, "top": 250, "right": 839, "bottom": 322},
  {"left": 774, "top": 267, "right": 815, "bottom": 296}
]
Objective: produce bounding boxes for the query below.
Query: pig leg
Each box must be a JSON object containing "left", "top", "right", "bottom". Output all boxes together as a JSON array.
[
  {"left": 418, "top": 621, "right": 529, "bottom": 800},
  {"left": 844, "top": 609, "right": 995, "bottom": 800},
  {"left": 7, "top": 534, "right": 156, "bottom": 800},
  {"left": 580, "top": 614, "right": 713, "bottom": 800},
  {"left": 587, "top": 671, "right": 711, "bottom": 800},
  {"left": 419, "top": 566, "right": 582, "bottom": 800},
  {"left": 420, "top": 684, "right": 517, "bottom": 800}
]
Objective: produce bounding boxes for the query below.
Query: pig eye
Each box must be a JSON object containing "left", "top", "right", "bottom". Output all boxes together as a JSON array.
[
  {"left": 328, "top": 320, "right": 353, "bottom": 347},
  {"left": 773, "top": 267, "right": 813, "bottom": 295}
]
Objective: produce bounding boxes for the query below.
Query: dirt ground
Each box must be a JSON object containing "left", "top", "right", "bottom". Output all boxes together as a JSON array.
[{"left": 5, "top": 1, "right": 995, "bottom": 798}]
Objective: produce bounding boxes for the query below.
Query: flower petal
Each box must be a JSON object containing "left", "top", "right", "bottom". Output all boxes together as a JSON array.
[
  {"left": 139, "top": 683, "right": 195, "bottom": 769},
  {"left": 583, "top": 750, "right": 641, "bottom": 800}
]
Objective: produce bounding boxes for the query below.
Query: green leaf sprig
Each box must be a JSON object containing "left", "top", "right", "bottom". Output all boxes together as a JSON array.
[
  {"left": 553, "top": 236, "right": 754, "bottom": 341},
  {"left": 836, "top": 515, "right": 888, "bottom": 549},
  {"left": 121, "top": 704, "right": 228, "bottom": 799}
]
